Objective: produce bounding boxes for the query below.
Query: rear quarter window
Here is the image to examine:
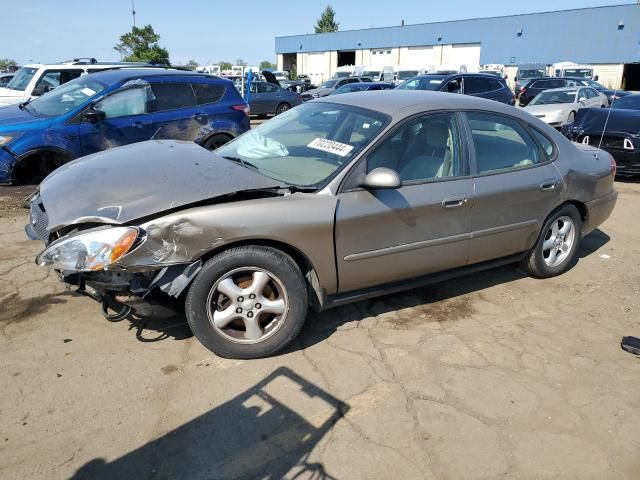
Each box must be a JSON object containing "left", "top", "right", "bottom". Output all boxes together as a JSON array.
[
  {"left": 149, "top": 83, "right": 197, "bottom": 111},
  {"left": 192, "top": 83, "right": 225, "bottom": 104}
]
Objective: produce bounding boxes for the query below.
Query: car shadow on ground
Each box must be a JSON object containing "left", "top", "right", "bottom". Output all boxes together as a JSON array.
[
  {"left": 69, "top": 367, "right": 348, "bottom": 480},
  {"left": 115, "top": 229, "right": 610, "bottom": 349}
]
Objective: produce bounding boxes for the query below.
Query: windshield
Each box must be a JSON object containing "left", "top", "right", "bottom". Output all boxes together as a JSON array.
[
  {"left": 612, "top": 95, "right": 640, "bottom": 110},
  {"left": 396, "top": 76, "right": 445, "bottom": 91},
  {"left": 530, "top": 90, "right": 577, "bottom": 105},
  {"left": 29, "top": 76, "right": 106, "bottom": 116},
  {"left": 362, "top": 71, "right": 380, "bottom": 78},
  {"left": 519, "top": 69, "right": 545, "bottom": 79},
  {"left": 582, "top": 79, "right": 605, "bottom": 89},
  {"left": 397, "top": 70, "right": 419, "bottom": 80},
  {"left": 6, "top": 67, "right": 38, "bottom": 91},
  {"left": 321, "top": 80, "right": 339, "bottom": 88},
  {"left": 215, "top": 102, "right": 387, "bottom": 187},
  {"left": 564, "top": 69, "right": 592, "bottom": 78}
]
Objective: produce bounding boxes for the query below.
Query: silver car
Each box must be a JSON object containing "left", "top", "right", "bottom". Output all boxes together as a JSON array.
[
  {"left": 524, "top": 86, "right": 608, "bottom": 128},
  {"left": 28, "top": 91, "right": 618, "bottom": 358}
]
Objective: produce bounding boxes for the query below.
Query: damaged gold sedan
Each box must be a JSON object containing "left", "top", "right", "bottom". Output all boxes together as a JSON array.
[{"left": 27, "top": 92, "right": 617, "bottom": 358}]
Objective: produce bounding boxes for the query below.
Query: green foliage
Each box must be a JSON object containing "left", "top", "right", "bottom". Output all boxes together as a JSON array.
[
  {"left": 259, "top": 60, "right": 277, "bottom": 71},
  {"left": 289, "top": 66, "right": 298, "bottom": 80},
  {"left": 114, "top": 24, "right": 170, "bottom": 65},
  {"left": 0, "top": 58, "right": 18, "bottom": 70},
  {"left": 314, "top": 6, "right": 339, "bottom": 33},
  {"left": 186, "top": 59, "right": 199, "bottom": 70},
  {"left": 219, "top": 61, "right": 233, "bottom": 71}
]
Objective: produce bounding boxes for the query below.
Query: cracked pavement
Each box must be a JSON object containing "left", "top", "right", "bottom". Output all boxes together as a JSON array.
[{"left": 1, "top": 182, "right": 639, "bottom": 480}]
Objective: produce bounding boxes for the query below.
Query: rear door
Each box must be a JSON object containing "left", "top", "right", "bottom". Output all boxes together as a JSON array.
[
  {"left": 79, "top": 85, "right": 153, "bottom": 155},
  {"left": 148, "top": 80, "right": 200, "bottom": 140},
  {"left": 464, "top": 112, "right": 562, "bottom": 264},
  {"left": 335, "top": 112, "right": 473, "bottom": 292}
]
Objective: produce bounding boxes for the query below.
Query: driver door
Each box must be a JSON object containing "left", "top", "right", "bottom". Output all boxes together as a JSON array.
[
  {"left": 335, "top": 112, "right": 473, "bottom": 293},
  {"left": 79, "top": 87, "right": 153, "bottom": 155}
]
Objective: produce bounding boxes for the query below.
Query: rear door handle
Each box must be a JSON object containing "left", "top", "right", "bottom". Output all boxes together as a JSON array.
[
  {"left": 132, "top": 121, "right": 145, "bottom": 129},
  {"left": 442, "top": 195, "right": 468, "bottom": 208},
  {"left": 540, "top": 180, "right": 558, "bottom": 192}
]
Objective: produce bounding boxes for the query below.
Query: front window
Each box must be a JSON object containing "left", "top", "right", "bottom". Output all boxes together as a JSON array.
[
  {"left": 396, "top": 76, "right": 445, "bottom": 91},
  {"left": 612, "top": 95, "right": 640, "bottom": 110},
  {"left": 321, "top": 80, "right": 339, "bottom": 88},
  {"left": 28, "top": 76, "right": 106, "bottom": 116},
  {"left": 215, "top": 102, "right": 388, "bottom": 187},
  {"left": 362, "top": 71, "right": 380, "bottom": 78},
  {"left": 564, "top": 69, "right": 592, "bottom": 79},
  {"left": 6, "top": 67, "right": 38, "bottom": 91},
  {"left": 530, "top": 90, "right": 577, "bottom": 105}
]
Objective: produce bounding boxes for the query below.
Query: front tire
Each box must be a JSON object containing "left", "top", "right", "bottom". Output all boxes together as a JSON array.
[
  {"left": 523, "top": 204, "right": 582, "bottom": 278},
  {"left": 203, "top": 133, "right": 232, "bottom": 151},
  {"left": 185, "top": 246, "right": 308, "bottom": 359}
]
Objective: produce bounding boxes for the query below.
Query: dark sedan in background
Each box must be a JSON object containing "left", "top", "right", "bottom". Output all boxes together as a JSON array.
[
  {"left": 396, "top": 73, "right": 515, "bottom": 104},
  {"left": 330, "top": 82, "right": 395, "bottom": 95},
  {"left": 563, "top": 94, "right": 640, "bottom": 176},
  {"left": 249, "top": 81, "right": 303, "bottom": 117},
  {"left": 518, "top": 77, "right": 615, "bottom": 106},
  {"left": 301, "top": 76, "right": 373, "bottom": 100}
]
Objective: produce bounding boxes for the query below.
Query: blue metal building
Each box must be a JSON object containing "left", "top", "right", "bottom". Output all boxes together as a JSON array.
[{"left": 275, "top": 4, "right": 640, "bottom": 88}]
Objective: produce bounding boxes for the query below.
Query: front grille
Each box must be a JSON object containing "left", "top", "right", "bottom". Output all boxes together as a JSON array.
[{"left": 29, "top": 198, "right": 49, "bottom": 241}]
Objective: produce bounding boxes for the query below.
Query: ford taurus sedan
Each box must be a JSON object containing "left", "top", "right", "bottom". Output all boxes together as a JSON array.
[{"left": 27, "top": 91, "right": 617, "bottom": 359}]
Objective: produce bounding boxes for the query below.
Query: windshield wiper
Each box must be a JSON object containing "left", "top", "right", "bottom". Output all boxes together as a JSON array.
[
  {"left": 222, "top": 155, "right": 260, "bottom": 171},
  {"left": 279, "top": 184, "right": 318, "bottom": 193}
]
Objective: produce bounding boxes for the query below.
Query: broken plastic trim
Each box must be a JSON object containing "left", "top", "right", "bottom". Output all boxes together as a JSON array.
[{"left": 146, "top": 260, "right": 202, "bottom": 298}]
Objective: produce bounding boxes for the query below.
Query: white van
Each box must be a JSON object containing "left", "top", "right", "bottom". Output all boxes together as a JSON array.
[{"left": 0, "top": 58, "right": 150, "bottom": 107}]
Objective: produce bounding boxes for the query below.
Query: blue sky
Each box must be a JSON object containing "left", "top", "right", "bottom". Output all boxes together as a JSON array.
[{"left": 3, "top": 0, "right": 631, "bottom": 66}]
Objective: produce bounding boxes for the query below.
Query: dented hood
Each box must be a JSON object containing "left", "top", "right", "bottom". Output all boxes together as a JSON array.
[{"left": 39, "top": 140, "right": 280, "bottom": 232}]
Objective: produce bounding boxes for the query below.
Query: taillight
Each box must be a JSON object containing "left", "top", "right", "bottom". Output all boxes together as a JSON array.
[
  {"left": 521, "top": 88, "right": 526, "bottom": 94},
  {"left": 610, "top": 155, "right": 616, "bottom": 176},
  {"left": 232, "top": 104, "right": 250, "bottom": 115}
]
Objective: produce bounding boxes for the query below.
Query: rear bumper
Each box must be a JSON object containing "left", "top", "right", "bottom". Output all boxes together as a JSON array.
[{"left": 584, "top": 189, "right": 618, "bottom": 235}]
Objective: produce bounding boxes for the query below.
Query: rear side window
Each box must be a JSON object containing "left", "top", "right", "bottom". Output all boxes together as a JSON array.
[
  {"left": 192, "top": 83, "right": 225, "bottom": 104},
  {"left": 466, "top": 112, "right": 541, "bottom": 174},
  {"left": 486, "top": 79, "right": 503, "bottom": 91},
  {"left": 464, "top": 77, "right": 486, "bottom": 94},
  {"left": 530, "top": 128, "right": 555, "bottom": 158},
  {"left": 149, "top": 83, "right": 196, "bottom": 111}
]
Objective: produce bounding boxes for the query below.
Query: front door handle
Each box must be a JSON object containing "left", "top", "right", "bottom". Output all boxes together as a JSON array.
[
  {"left": 132, "top": 121, "right": 145, "bottom": 129},
  {"left": 540, "top": 180, "right": 558, "bottom": 192},
  {"left": 441, "top": 195, "right": 468, "bottom": 208}
]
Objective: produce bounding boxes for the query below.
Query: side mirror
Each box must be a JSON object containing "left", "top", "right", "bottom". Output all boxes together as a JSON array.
[
  {"left": 32, "top": 84, "right": 51, "bottom": 97},
  {"left": 84, "top": 108, "right": 106, "bottom": 123},
  {"left": 504, "top": 74, "right": 509, "bottom": 80},
  {"left": 594, "top": 75, "right": 599, "bottom": 81},
  {"left": 578, "top": 97, "right": 587, "bottom": 103},
  {"left": 361, "top": 167, "right": 402, "bottom": 190}
]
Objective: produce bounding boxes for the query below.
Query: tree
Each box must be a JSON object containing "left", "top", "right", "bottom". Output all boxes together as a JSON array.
[
  {"left": 186, "top": 59, "right": 199, "bottom": 70},
  {"left": 0, "top": 58, "right": 17, "bottom": 71},
  {"left": 314, "top": 6, "right": 339, "bottom": 33},
  {"left": 259, "top": 60, "right": 276, "bottom": 70},
  {"left": 114, "top": 24, "right": 170, "bottom": 65},
  {"left": 219, "top": 61, "right": 233, "bottom": 71}
]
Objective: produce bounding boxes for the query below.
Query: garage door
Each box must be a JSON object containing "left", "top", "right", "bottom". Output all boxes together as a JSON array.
[
  {"left": 307, "top": 52, "right": 326, "bottom": 83},
  {"left": 370, "top": 49, "right": 393, "bottom": 67},
  {"left": 449, "top": 43, "right": 481, "bottom": 68},
  {"left": 403, "top": 46, "right": 434, "bottom": 68}
]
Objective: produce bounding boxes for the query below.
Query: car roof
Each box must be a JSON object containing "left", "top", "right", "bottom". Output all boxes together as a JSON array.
[
  {"left": 415, "top": 73, "right": 504, "bottom": 80},
  {"left": 84, "top": 68, "right": 223, "bottom": 84},
  {"left": 315, "top": 90, "right": 519, "bottom": 118},
  {"left": 538, "top": 87, "right": 579, "bottom": 93}
]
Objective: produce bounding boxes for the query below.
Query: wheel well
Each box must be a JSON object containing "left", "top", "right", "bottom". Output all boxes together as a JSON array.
[
  {"left": 12, "top": 149, "right": 73, "bottom": 185},
  {"left": 203, "top": 132, "right": 233, "bottom": 145},
  {"left": 199, "top": 239, "right": 325, "bottom": 311},
  {"left": 564, "top": 200, "right": 588, "bottom": 223}
]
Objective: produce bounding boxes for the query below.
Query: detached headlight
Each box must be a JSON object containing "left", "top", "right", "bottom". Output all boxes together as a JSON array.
[
  {"left": 0, "top": 134, "right": 18, "bottom": 146},
  {"left": 36, "top": 227, "right": 140, "bottom": 272}
]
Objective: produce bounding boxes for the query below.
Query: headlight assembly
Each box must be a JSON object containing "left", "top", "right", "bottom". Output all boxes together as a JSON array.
[
  {"left": 0, "top": 134, "right": 18, "bottom": 147},
  {"left": 36, "top": 227, "right": 140, "bottom": 272}
]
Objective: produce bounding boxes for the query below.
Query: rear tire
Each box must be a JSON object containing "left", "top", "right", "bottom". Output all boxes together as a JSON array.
[
  {"left": 203, "top": 133, "right": 232, "bottom": 150},
  {"left": 275, "top": 102, "right": 291, "bottom": 115},
  {"left": 185, "top": 246, "right": 308, "bottom": 359},
  {"left": 522, "top": 204, "right": 582, "bottom": 278}
]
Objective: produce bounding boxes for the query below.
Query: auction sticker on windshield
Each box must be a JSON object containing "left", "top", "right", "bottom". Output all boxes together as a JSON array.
[{"left": 308, "top": 138, "right": 354, "bottom": 157}]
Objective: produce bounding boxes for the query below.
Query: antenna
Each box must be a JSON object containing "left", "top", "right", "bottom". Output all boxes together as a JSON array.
[
  {"left": 131, "top": 0, "right": 136, "bottom": 27},
  {"left": 595, "top": 87, "right": 618, "bottom": 160}
]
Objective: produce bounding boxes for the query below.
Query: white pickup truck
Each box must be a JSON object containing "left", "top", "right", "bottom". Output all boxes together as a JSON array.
[{"left": 0, "top": 59, "right": 150, "bottom": 107}]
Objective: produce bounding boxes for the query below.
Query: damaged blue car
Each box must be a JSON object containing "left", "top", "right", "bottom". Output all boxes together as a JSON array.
[{"left": 0, "top": 68, "right": 250, "bottom": 184}]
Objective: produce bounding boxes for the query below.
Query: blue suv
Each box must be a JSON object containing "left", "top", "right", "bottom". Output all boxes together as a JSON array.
[{"left": 0, "top": 68, "right": 250, "bottom": 184}]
